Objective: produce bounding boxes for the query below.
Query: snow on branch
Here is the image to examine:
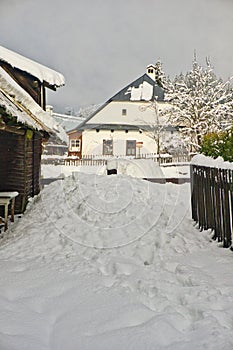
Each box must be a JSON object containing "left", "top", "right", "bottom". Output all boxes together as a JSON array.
[{"left": 166, "top": 58, "right": 233, "bottom": 152}]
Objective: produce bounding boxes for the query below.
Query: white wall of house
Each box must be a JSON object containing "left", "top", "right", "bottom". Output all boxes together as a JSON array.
[
  {"left": 86, "top": 101, "right": 170, "bottom": 126},
  {"left": 81, "top": 128, "right": 183, "bottom": 157},
  {"left": 76, "top": 93, "right": 185, "bottom": 157},
  {"left": 82, "top": 129, "right": 157, "bottom": 156}
]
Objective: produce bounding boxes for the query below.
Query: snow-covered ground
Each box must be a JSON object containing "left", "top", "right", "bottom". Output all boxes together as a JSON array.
[
  {"left": 0, "top": 170, "right": 233, "bottom": 350},
  {"left": 41, "top": 161, "right": 190, "bottom": 179}
]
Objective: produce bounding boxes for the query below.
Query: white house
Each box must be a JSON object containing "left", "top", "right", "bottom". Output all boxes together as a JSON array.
[{"left": 68, "top": 65, "right": 183, "bottom": 158}]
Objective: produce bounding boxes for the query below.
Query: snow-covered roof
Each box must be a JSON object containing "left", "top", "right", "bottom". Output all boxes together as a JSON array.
[
  {"left": 0, "top": 67, "right": 67, "bottom": 142},
  {"left": 0, "top": 45, "right": 65, "bottom": 87},
  {"left": 52, "top": 112, "right": 86, "bottom": 132},
  {"left": 110, "top": 74, "right": 164, "bottom": 102},
  {"left": 73, "top": 73, "right": 165, "bottom": 132}
]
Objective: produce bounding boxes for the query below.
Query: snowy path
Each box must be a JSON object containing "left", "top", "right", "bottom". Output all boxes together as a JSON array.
[{"left": 0, "top": 173, "right": 233, "bottom": 349}]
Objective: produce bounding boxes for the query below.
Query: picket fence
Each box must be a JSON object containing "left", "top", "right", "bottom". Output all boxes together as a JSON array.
[
  {"left": 190, "top": 164, "right": 233, "bottom": 248},
  {"left": 64, "top": 154, "right": 192, "bottom": 166}
]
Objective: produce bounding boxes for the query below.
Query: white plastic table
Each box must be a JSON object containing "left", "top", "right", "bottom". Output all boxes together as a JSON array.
[{"left": 0, "top": 192, "right": 19, "bottom": 231}]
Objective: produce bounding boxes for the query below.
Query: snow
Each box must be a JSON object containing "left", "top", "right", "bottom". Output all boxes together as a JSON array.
[
  {"left": 1, "top": 169, "right": 233, "bottom": 349},
  {"left": 191, "top": 154, "right": 233, "bottom": 170},
  {"left": 41, "top": 160, "right": 188, "bottom": 180},
  {"left": 51, "top": 112, "right": 85, "bottom": 132},
  {"left": 128, "top": 81, "right": 153, "bottom": 101},
  {"left": 0, "top": 67, "right": 67, "bottom": 143},
  {"left": 0, "top": 45, "right": 65, "bottom": 87},
  {"left": 106, "top": 158, "right": 118, "bottom": 170},
  {"left": 146, "top": 63, "right": 156, "bottom": 69},
  {"left": 41, "top": 164, "right": 105, "bottom": 178},
  {"left": 161, "top": 164, "right": 190, "bottom": 178},
  {"left": 0, "top": 88, "right": 40, "bottom": 131},
  {"left": 106, "top": 158, "right": 164, "bottom": 178}
]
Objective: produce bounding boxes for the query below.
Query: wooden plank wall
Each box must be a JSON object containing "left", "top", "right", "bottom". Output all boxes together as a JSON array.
[
  {"left": 32, "top": 133, "right": 42, "bottom": 196},
  {"left": 0, "top": 130, "right": 42, "bottom": 214}
]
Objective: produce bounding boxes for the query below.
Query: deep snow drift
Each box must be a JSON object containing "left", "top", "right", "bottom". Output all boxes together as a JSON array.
[{"left": 0, "top": 173, "right": 233, "bottom": 350}]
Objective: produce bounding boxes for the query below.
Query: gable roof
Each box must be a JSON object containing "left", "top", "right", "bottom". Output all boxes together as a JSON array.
[
  {"left": 109, "top": 73, "right": 164, "bottom": 102},
  {"left": 0, "top": 45, "right": 65, "bottom": 88},
  {"left": 69, "top": 72, "right": 165, "bottom": 133}
]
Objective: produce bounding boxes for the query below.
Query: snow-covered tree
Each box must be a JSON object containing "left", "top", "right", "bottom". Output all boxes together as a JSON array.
[
  {"left": 166, "top": 57, "right": 233, "bottom": 152},
  {"left": 77, "top": 103, "right": 101, "bottom": 119},
  {"left": 139, "top": 104, "right": 187, "bottom": 158},
  {"left": 139, "top": 101, "right": 166, "bottom": 159},
  {"left": 139, "top": 61, "right": 184, "bottom": 159},
  {"left": 139, "top": 61, "right": 164, "bottom": 155},
  {"left": 153, "top": 60, "right": 167, "bottom": 89}
]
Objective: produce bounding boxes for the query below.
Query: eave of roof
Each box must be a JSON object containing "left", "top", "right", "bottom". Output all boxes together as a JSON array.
[
  {"left": 0, "top": 68, "right": 67, "bottom": 142},
  {"left": 0, "top": 45, "right": 65, "bottom": 87},
  {"left": 0, "top": 89, "right": 51, "bottom": 133},
  {"left": 77, "top": 123, "right": 177, "bottom": 132},
  {"left": 78, "top": 124, "right": 140, "bottom": 131}
]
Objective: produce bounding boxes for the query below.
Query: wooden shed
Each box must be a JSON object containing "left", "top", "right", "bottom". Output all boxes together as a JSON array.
[
  {"left": 0, "top": 128, "right": 43, "bottom": 213},
  {"left": 0, "top": 45, "right": 66, "bottom": 214}
]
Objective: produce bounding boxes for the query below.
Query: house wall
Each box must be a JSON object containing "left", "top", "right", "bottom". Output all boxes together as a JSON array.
[
  {"left": 82, "top": 129, "right": 157, "bottom": 157},
  {"left": 0, "top": 129, "right": 42, "bottom": 213},
  {"left": 86, "top": 101, "right": 169, "bottom": 126},
  {"left": 77, "top": 100, "right": 184, "bottom": 158}
]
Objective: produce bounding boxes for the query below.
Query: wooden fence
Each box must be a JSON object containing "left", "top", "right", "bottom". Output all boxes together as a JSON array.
[
  {"left": 63, "top": 154, "right": 192, "bottom": 167},
  {"left": 190, "top": 164, "right": 233, "bottom": 248}
]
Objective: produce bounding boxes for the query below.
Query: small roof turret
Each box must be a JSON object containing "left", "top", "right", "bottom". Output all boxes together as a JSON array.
[{"left": 146, "top": 64, "right": 156, "bottom": 80}]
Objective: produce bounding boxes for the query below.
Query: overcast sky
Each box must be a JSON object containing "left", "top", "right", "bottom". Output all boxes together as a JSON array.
[{"left": 1, "top": 0, "right": 233, "bottom": 113}]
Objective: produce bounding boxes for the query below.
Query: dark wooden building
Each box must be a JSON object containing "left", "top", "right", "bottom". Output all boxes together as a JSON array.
[
  {"left": 0, "top": 127, "right": 44, "bottom": 213},
  {"left": 0, "top": 45, "right": 65, "bottom": 214}
]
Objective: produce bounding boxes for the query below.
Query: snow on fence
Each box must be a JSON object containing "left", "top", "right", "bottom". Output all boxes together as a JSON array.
[{"left": 191, "top": 162, "right": 233, "bottom": 248}]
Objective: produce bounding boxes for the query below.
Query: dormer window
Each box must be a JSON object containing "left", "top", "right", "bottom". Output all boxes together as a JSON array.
[{"left": 148, "top": 68, "right": 154, "bottom": 74}]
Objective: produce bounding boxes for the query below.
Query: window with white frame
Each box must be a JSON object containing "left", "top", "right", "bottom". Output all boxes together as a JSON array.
[
  {"left": 103, "top": 139, "right": 113, "bottom": 155},
  {"left": 126, "top": 140, "right": 136, "bottom": 156},
  {"left": 70, "top": 139, "right": 81, "bottom": 151}
]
